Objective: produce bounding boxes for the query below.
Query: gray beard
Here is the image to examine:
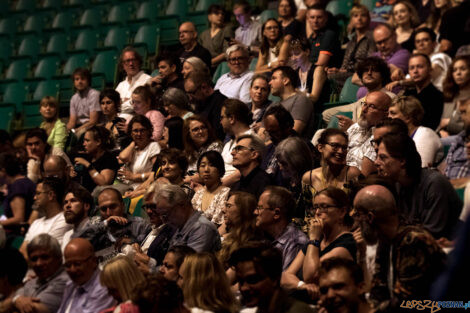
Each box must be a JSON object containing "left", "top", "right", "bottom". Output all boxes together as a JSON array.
[{"left": 358, "top": 117, "right": 369, "bottom": 129}]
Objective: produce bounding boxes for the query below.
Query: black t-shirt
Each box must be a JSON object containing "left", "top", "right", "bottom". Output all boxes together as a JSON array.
[
  {"left": 308, "top": 28, "right": 342, "bottom": 68},
  {"left": 231, "top": 166, "right": 272, "bottom": 199},
  {"left": 76, "top": 151, "right": 120, "bottom": 192},
  {"left": 439, "top": 0, "right": 470, "bottom": 56},
  {"left": 404, "top": 83, "right": 443, "bottom": 130},
  {"left": 194, "top": 90, "right": 227, "bottom": 141},
  {"left": 178, "top": 43, "right": 212, "bottom": 70},
  {"left": 302, "top": 233, "right": 357, "bottom": 262},
  {"left": 282, "top": 19, "right": 306, "bottom": 40}
]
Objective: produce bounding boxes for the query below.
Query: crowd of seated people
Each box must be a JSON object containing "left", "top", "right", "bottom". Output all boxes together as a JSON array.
[{"left": 2, "top": 0, "right": 470, "bottom": 311}]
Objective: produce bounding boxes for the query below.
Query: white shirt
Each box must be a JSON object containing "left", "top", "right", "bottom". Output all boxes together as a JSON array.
[
  {"left": 61, "top": 218, "right": 89, "bottom": 251},
  {"left": 25, "top": 212, "right": 72, "bottom": 245},
  {"left": 430, "top": 52, "right": 452, "bottom": 92},
  {"left": 412, "top": 126, "right": 443, "bottom": 167},
  {"left": 130, "top": 142, "right": 161, "bottom": 189},
  {"left": 214, "top": 71, "right": 254, "bottom": 104},
  {"left": 115, "top": 71, "right": 152, "bottom": 117}
]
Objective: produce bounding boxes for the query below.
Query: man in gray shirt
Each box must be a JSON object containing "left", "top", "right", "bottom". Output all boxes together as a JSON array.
[
  {"left": 7, "top": 234, "right": 69, "bottom": 313},
  {"left": 269, "top": 66, "right": 315, "bottom": 140},
  {"left": 154, "top": 183, "right": 221, "bottom": 252}
]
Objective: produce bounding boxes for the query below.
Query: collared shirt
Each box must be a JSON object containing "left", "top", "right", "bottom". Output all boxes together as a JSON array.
[
  {"left": 214, "top": 70, "right": 254, "bottom": 104},
  {"left": 170, "top": 211, "right": 221, "bottom": 252},
  {"left": 235, "top": 20, "right": 262, "bottom": 47},
  {"left": 57, "top": 269, "right": 115, "bottom": 313},
  {"left": 346, "top": 123, "right": 375, "bottom": 170},
  {"left": 69, "top": 88, "right": 101, "bottom": 124},
  {"left": 272, "top": 223, "right": 308, "bottom": 270},
  {"left": 115, "top": 71, "right": 152, "bottom": 116},
  {"left": 308, "top": 28, "right": 341, "bottom": 67},
  {"left": 446, "top": 131, "right": 470, "bottom": 179},
  {"left": 16, "top": 268, "right": 70, "bottom": 313},
  {"left": 341, "top": 31, "right": 376, "bottom": 73}
]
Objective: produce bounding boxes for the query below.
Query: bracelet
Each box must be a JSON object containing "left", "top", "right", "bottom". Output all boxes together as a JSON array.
[
  {"left": 92, "top": 171, "right": 99, "bottom": 178},
  {"left": 297, "top": 281, "right": 306, "bottom": 289},
  {"left": 308, "top": 239, "right": 321, "bottom": 248},
  {"left": 87, "top": 163, "right": 95, "bottom": 171},
  {"left": 141, "top": 173, "right": 145, "bottom": 181}
]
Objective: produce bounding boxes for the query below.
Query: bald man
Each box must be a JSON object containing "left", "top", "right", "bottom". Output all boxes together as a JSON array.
[
  {"left": 57, "top": 238, "right": 114, "bottom": 313},
  {"left": 346, "top": 91, "right": 392, "bottom": 176},
  {"left": 353, "top": 185, "right": 446, "bottom": 310},
  {"left": 177, "top": 21, "right": 212, "bottom": 69}
]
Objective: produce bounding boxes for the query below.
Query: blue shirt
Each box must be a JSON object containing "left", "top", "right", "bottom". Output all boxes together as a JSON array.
[
  {"left": 57, "top": 269, "right": 115, "bottom": 313},
  {"left": 445, "top": 131, "right": 470, "bottom": 179}
]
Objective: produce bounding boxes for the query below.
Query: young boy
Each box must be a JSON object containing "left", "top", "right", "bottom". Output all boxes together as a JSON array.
[{"left": 67, "top": 68, "right": 101, "bottom": 136}]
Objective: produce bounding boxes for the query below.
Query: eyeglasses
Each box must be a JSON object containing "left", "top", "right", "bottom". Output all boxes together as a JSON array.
[
  {"left": 375, "top": 34, "right": 393, "bottom": 46},
  {"left": 232, "top": 145, "right": 254, "bottom": 153},
  {"left": 313, "top": 203, "right": 337, "bottom": 213},
  {"left": 179, "top": 30, "right": 194, "bottom": 35},
  {"left": 190, "top": 125, "right": 207, "bottom": 133},
  {"left": 325, "top": 142, "right": 348, "bottom": 151},
  {"left": 361, "top": 100, "right": 388, "bottom": 112},
  {"left": 64, "top": 255, "right": 92, "bottom": 269},
  {"left": 228, "top": 56, "right": 247, "bottom": 64}
]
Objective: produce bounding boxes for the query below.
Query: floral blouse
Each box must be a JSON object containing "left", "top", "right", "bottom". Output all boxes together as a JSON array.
[{"left": 191, "top": 186, "right": 230, "bottom": 225}]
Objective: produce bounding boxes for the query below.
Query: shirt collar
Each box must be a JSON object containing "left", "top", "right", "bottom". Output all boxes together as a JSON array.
[
  {"left": 127, "top": 71, "right": 144, "bottom": 84},
  {"left": 228, "top": 70, "right": 250, "bottom": 79}
]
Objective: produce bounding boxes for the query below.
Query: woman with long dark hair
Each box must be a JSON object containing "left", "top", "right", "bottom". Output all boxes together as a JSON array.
[{"left": 255, "top": 18, "right": 289, "bottom": 73}]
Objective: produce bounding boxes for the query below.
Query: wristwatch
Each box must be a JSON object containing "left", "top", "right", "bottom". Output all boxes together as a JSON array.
[{"left": 308, "top": 239, "right": 321, "bottom": 248}]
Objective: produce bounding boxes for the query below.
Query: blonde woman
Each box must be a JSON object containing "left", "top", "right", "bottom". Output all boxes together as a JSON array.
[
  {"left": 100, "top": 255, "right": 145, "bottom": 313},
  {"left": 39, "top": 96, "right": 67, "bottom": 150},
  {"left": 178, "top": 252, "right": 239, "bottom": 313},
  {"left": 390, "top": 0, "right": 420, "bottom": 52}
]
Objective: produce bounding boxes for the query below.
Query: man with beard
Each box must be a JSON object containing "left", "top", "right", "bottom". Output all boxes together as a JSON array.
[
  {"left": 61, "top": 185, "right": 93, "bottom": 250},
  {"left": 353, "top": 184, "right": 446, "bottom": 310},
  {"left": 375, "top": 132, "right": 462, "bottom": 240},
  {"left": 229, "top": 242, "right": 315, "bottom": 313},
  {"left": 318, "top": 257, "right": 372, "bottom": 313},
  {"left": 346, "top": 91, "right": 391, "bottom": 175},
  {"left": 154, "top": 183, "right": 221, "bottom": 252},
  {"left": 58, "top": 238, "right": 115, "bottom": 313},
  {"left": 184, "top": 71, "right": 226, "bottom": 140},
  {"left": 19, "top": 178, "right": 72, "bottom": 260}
]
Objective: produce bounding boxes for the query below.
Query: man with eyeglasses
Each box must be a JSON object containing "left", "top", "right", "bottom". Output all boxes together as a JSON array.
[
  {"left": 19, "top": 178, "right": 72, "bottom": 261},
  {"left": 256, "top": 186, "right": 308, "bottom": 270},
  {"left": 79, "top": 188, "right": 151, "bottom": 264},
  {"left": 346, "top": 91, "right": 391, "bottom": 176},
  {"left": 115, "top": 47, "right": 151, "bottom": 120},
  {"left": 229, "top": 242, "right": 315, "bottom": 312},
  {"left": 177, "top": 21, "right": 212, "bottom": 69},
  {"left": 231, "top": 134, "right": 271, "bottom": 198},
  {"left": 214, "top": 45, "right": 254, "bottom": 104},
  {"left": 58, "top": 238, "right": 115, "bottom": 313},
  {"left": 370, "top": 23, "right": 410, "bottom": 83},
  {"left": 353, "top": 184, "right": 446, "bottom": 311}
]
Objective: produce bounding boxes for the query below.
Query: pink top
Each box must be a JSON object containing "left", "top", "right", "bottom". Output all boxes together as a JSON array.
[{"left": 145, "top": 110, "right": 165, "bottom": 141}]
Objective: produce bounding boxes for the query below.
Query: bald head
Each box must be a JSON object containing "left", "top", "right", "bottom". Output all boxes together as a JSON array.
[
  {"left": 43, "top": 155, "right": 67, "bottom": 179},
  {"left": 373, "top": 23, "right": 397, "bottom": 56},
  {"left": 64, "top": 238, "right": 97, "bottom": 285},
  {"left": 354, "top": 185, "right": 397, "bottom": 218},
  {"left": 179, "top": 22, "right": 198, "bottom": 48}
]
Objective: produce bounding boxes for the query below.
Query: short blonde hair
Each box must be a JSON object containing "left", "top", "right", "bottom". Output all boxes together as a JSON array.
[
  {"left": 100, "top": 255, "right": 145, "bottom": 302},
  {"left": 392, "top": 96, "right": 424, "bottom": 126}
]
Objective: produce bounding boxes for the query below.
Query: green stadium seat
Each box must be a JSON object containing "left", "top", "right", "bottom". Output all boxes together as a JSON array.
[
  {"left": 131, "top": 1, "right": 161, "bottom": 28},
  {"left": 259, "top": 9, "right": 278, "bottom": 24},
  {"left": 99, "top": 27, "right": 130, "bottom": 52},
  {"left": 14, "top": 0, "right": 36, "bottom": 13},
  {"left": 92, "top": 50, "right": 118, "bottom": 86},
  {"left": 22, "top": 103, "right": 43, "bottom": 129},
  {"left": 326, "top": 0, "right": 354, "bottom": 17},
  {"left": 64, "top": 0, "right": 90, "bottom": 9},
  {"left": 212, "top": 62, "right": 229, "bottom": 84},
  {"left": 19, "top": 15, "right": 47, "bottom": 36},
  {"left": 31, "top": 80, "right": 61, "bottom": 101},
  {"left": 41, "top": 0, "right": 62, "bottom": 10},
  {"left": 78, "top": 8, "right": 103, "bottom": 29},
  {"left": 4, "top": 59, "right": 31, "bottom": 82},
  {"left": 42, "top": 33, "right": 70, "bottom": 60},
  {"left": 133, "top": 24, "right": 160, "bottom": 59},
  {"left": 338, "top": 76, "right": 359, "bottom": 103},
  {"left": 2, "top": 82, "right": 28, "bottom": 112},
  {"left": 0, "top": 37, "right": 13, "bottom": 62},
  {"left": 187, "top": 11, "right": 208, "bottom": 33},
  {"left": 0, "top": 104, "right": 16, "bottom": 132},
  {"left": 13, "top": 36, "right": 41, "bottom": 62},
  {"left": 27, "top": 56, "right": 61, "bottom": 83},
  {"left": 73, "top": 29, "right": 100, "bottom": 56},
  {"left": 45, "top": 11, "right": 75, "bottom": 33},
  {"left": 55, "top": 53, "right": 89, "bottom": 88},
  {"left": 165, "top": 0, "right": 189, "bottom": 17},
  {"left": 105, "top": 3, "right": 135, "bottom": 27},
  {"left": 194, "top": 0, "right": 217, "bottom": 12},
  {"left": 0, "top": 17, "right": 19, "bottom": 39},
  {"left": 249, "top": 57, "right": 258, "bottom": 71}
]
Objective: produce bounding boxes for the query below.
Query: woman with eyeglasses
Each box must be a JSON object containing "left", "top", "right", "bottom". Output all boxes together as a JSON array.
[
  {"left": 117, "top": 115, "right": 160, "bottom": 194},
  {"left": 256, "top": 18, "right": 290, "bottom": 73},
  {"left": 281, "top": 187, "right": 356, "bottom": 292},
  {"left": 302, "top": 128, "right": 361, "bottom": 197},
  {"left": 183, "top": 115, "right": 223, "bottom": 176}
]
